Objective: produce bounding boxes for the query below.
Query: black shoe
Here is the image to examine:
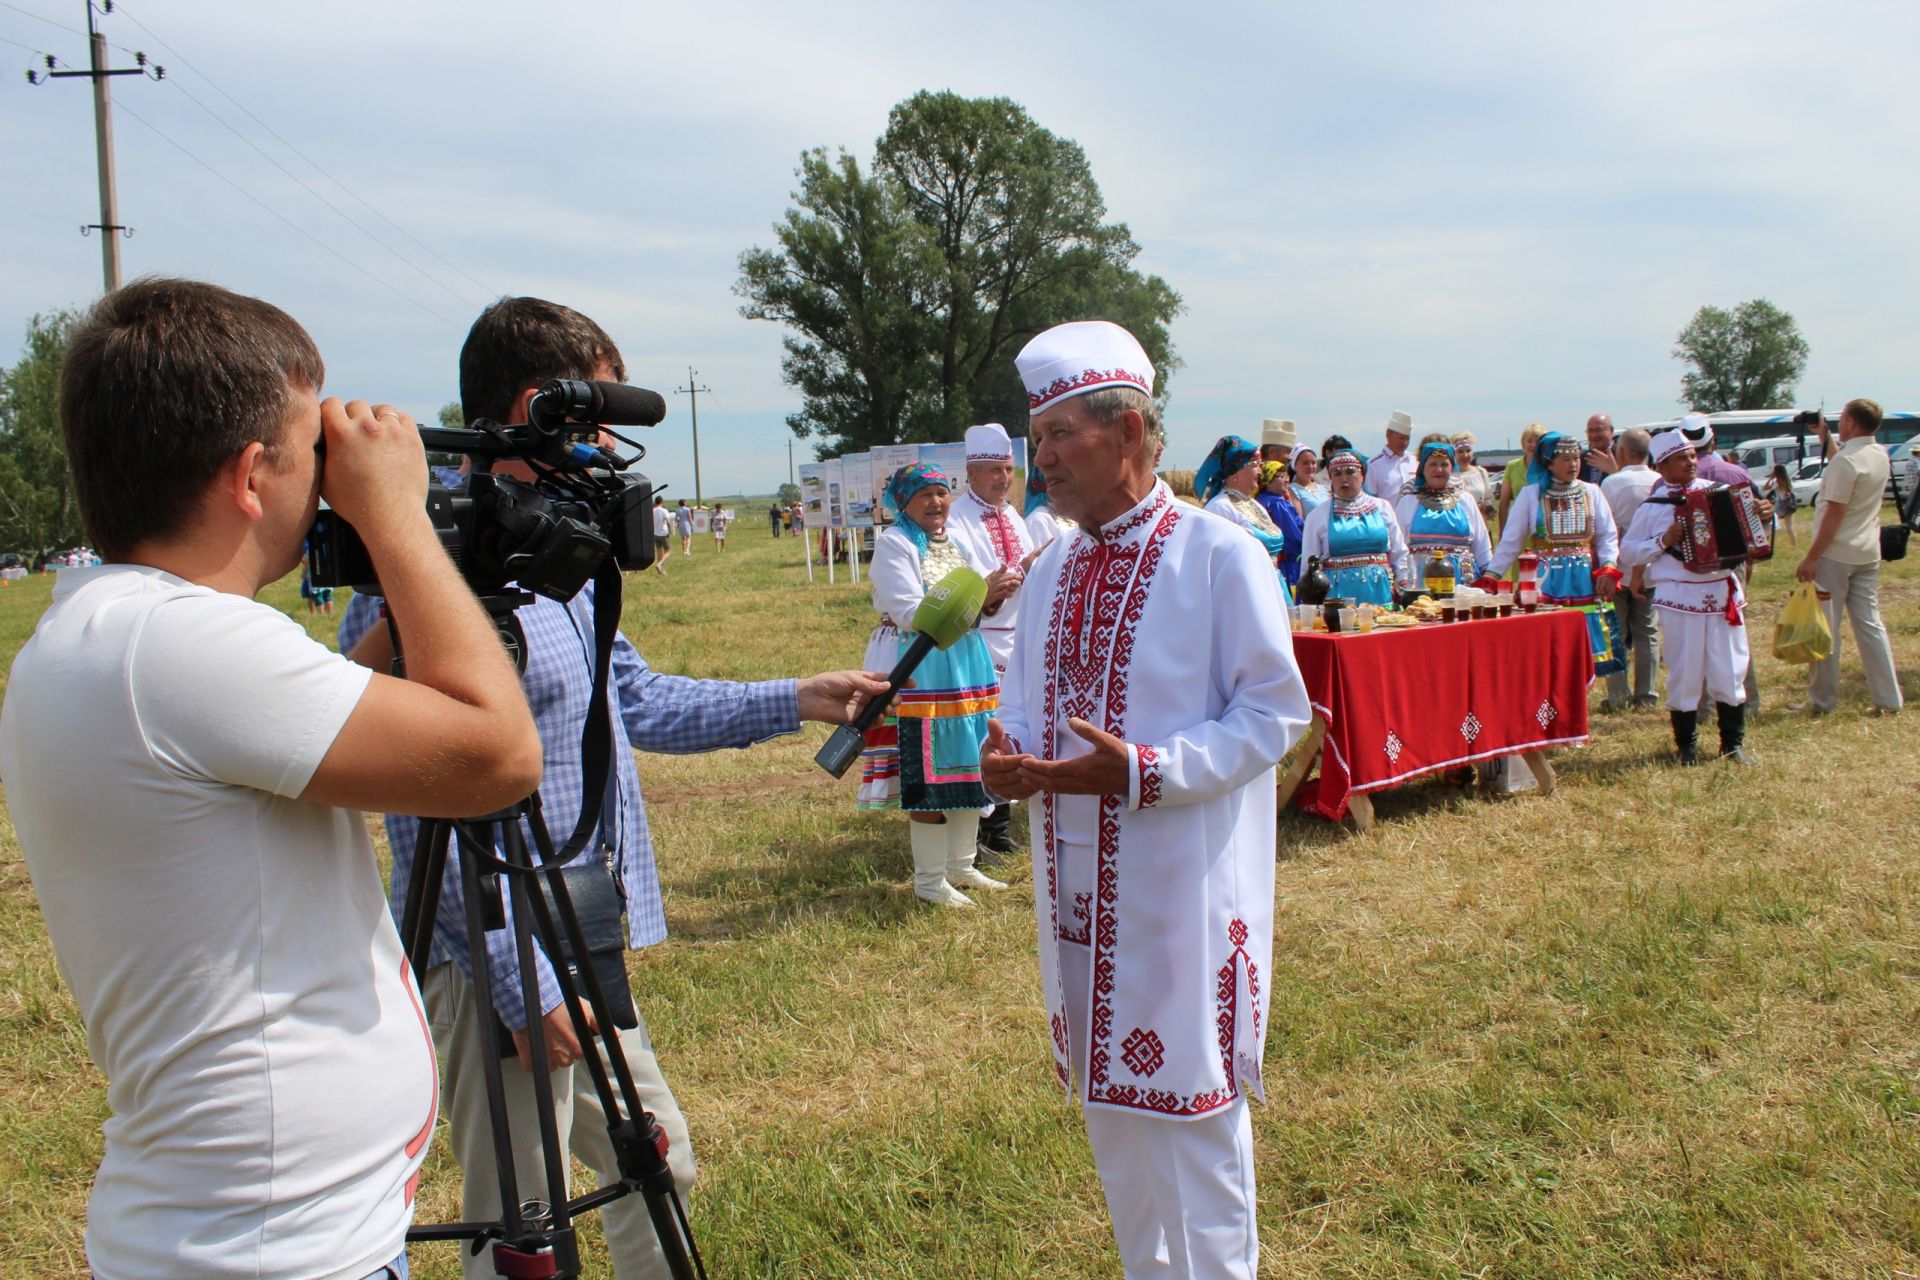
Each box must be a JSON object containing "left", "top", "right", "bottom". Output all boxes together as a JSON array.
[
  {"left": 978, "top": 803, "right": 1017, "bottom": 856},
  {"left": 1670, "top": 709, "right": 1699, "bottom": 766},
  {"left": 1716, "top": 701, "right": 1756, "bottom": 766}
]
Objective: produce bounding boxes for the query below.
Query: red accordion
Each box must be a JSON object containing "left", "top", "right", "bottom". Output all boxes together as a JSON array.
[{"left": 1666, "top": 484, "right": 1773, "bottom": 572}]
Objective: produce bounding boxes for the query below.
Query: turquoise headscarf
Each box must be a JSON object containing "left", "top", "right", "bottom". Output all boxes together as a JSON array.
[
  {"left": 1526, "top": 432, "right": 1580, "bottom": 491},
  {"left": 1411, "top": 440, "right": 1457, "bottom": 494},
  {"left": 884, "top": 462, "right": 951, "bottom": 555},
  {"left": 1024, "top": 462, "right": 1052, "bottom": 517},
  {"left": 1195, "top": 435, "right": 1259, "bottom": 504}
]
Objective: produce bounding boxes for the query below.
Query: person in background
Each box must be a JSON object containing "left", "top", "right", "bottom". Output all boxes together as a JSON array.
[
  {"left": 859, "top": 463, "right": 1013, "bottom": 905},
  {"left": 1198, "top": 435, "right": 1293, "bottom": 602},
  {"left": 711, "top": 502, "right": 731, "bottom": 551},
  {"left": 1767, "top": 463, "right": 1799, "bottom": 545},
  {"left": 1452, "top": 432, "right": 1494, "bottom": 521},
  {"left": 1292, "top": 446, "right": 1328, "bottom": 514},
  {"left": 1484, "top": 431, "right": 1624, "bottom": 677},
  {"left": 1256, "top": 459, "right": 1307, "bottom": 592},
  {"left": 651, "top": 496, "right": 672, "bottom": 575},
  {"left": 1600, "top": 427, "right": 1662, "bottom": 710},
  {"left": 674, "top": 498, "right": 694, "bottom": 556},
  {"left": 1364, "top": 411, "right": 1417, "bottom": 500},
  {"left": 1393, "top": 436, "right": 1491, "bottom": 588},
  {"left": 1260, "top": 417, "right": 1296, "bottom": 465},
  {"left": 1297, "top": 443, "right": 1409, "bottom": 606},
  {"left": 1025, "top": 460, "right": 1075, "bottom": 551},
  {"left": 1581, "top": 412, "right": 1618, "bottom": 484},
  {"left": 1498, "top": 423, "right": 1548, "bottom": 534},
  {"left": 1619, "top": 430, "right": 1752, "bottom": 765},
  {"left": 769, "top": 500, "right": 783, "bottom": 538},
  {"left": 1795, "top": 397, "right": 1902, "bottom": 717}
]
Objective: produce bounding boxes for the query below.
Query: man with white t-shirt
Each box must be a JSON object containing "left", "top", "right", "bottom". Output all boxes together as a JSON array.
[
  {"left": 1600, "top": 427, "right": 1662, "bottom": 710},
  {"left": 0, "top": 278, "right": 542, "bottom": 1280}
]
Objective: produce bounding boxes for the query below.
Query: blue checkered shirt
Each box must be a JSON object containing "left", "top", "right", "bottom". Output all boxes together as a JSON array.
[{"left": 340, "top": 584, "right": 798, "bottom": 1028}]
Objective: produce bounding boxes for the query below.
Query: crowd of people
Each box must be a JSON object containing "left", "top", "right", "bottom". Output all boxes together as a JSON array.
[{"left": 1183, "top": 399, "right": 1905, "bottom": 768}]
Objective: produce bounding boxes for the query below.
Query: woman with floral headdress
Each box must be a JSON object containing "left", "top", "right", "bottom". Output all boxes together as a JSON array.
[
  {"left": 859, "top": 463, "right": 1009, "bottom": 907},
  {"left": 1255, "top": 460, "right": 1307, "bottom": 591},
  {"left": 1483, "top": 430, "right": 1626, "bottom": 674},
  {"left": 1296, "top": 442, "right": 1410, "bottom": 607},
  {"left": 1024, "top": 459, "right": 1074, "bottom": 552},
  {"left": 1393, "top": 436, "right": 1492, "bottom": 588},
  {"left": 1197, "top": 434, "right": 1294, "bottom": 603}
]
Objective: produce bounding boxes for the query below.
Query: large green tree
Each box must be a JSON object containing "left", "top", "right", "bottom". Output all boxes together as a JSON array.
[
  {"left": 738, "top": 92, "right": 1181, "bottom": 456},
  {"left": 0, "top": 311, "right": 85, "bottom": 557},
  {"left": 1673, "top": 299, "right": 1810, "bottom": 411}
]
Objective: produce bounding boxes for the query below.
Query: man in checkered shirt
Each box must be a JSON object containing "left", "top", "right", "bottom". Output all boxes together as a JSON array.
[{"left": 340, "top": 297, "right": 888, "bottom": 1280}]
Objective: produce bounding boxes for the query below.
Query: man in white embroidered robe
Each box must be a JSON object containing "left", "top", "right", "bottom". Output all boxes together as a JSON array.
[
  {"left": 949, "top": 421, "right": 1039, "bottom": 860},
  {"left": 985, "top": 320, "right": 1312, "bottom": 1279}
]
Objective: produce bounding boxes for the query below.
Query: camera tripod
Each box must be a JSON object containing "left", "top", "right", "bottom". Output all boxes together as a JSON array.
[{"left": 387, "top": 583, "right": 705, "bottom": 1280}]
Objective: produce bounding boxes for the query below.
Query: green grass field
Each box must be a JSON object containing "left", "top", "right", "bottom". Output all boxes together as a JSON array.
[{"left": 1, "top": 517, "right": 1917, "bottom": 1279}]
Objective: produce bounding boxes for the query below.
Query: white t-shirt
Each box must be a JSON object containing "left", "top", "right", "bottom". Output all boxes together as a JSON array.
[
  {"left": 652, "top": 504, "right": 672, "bottom": 538},
  {"left": 0, "top": 566, "right": 436, "bottom": 1280},
  {"left": 1601, "top": 463, "right": 1660, "bottom": 531}
]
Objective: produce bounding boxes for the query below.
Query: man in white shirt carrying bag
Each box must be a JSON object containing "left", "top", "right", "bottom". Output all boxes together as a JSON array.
[{"left": 0, "top": 278, "right": 542, "bottom": 1280}]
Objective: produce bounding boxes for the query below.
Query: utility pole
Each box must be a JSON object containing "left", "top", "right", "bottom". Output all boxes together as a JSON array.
[
  {"left": 787, "top": 437, "right": 795, "bottom": 487},
  {"left": 30, "top": 2, "right": 163, "bottom": 294},
  {"left": 673, "top": 366, "right": 712, "bottom": 505}
]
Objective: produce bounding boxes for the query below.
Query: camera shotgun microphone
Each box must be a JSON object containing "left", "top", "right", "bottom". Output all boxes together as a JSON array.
[
  {"left": 814, "top": 565, "right": 989, "bottom": 778},
  {"left": 530, "top": 379, "right": 670, "bottom": 428}
]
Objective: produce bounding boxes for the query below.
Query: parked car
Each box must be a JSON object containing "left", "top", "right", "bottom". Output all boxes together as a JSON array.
[{"left": 1790, "top": 459, "right": 1827, "bottom": 509}]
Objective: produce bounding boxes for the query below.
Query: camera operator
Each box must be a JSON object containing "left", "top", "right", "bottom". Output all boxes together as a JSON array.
[
  {"left": 339, "top": 296, "right": 890, "bottom": 1280},
  {"left": 0, "top": 278, "right": 543, "bottom": 1280}
]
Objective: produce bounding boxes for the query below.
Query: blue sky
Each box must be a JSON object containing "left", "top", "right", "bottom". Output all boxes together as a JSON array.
[{"left": 4, "top": 0, "right": 1915, "bottom": 498}]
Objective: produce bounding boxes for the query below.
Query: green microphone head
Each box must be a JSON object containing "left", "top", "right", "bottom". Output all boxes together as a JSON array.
[{"left": 911, "top": 565, "right": 987, "bottom": 649}]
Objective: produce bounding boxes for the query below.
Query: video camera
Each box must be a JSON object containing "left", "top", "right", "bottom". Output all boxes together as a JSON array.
[{"left": 306, "top": 378, "right": 665, "bottom": 603}]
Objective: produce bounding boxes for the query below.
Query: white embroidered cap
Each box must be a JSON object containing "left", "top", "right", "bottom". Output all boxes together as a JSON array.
[
  {"left": 1679, "top": 412, "right": 1715, "bottom": 449},
  {"left": 964, "top": 422, "right": 1014, "bottom": 462},
  {"left": 1651, "top": 428, "right": 1693, "bottom": 465},
  {"left": 1386, "top": 410, "right": 1413, "bottom": 437},
  {"left": 1261, "top": 418, "right": 1297, "bottom": 448},
  {"left": 1016, "top": 320, "right": 1155, "bottom": 414}
]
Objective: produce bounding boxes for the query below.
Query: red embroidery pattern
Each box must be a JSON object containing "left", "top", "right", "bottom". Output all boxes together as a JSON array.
[
  {"left": 1028, "top": 366, "right": 1152, "bottom": 411},
  {"left": 984, "top": 505, "right": 1023, "bottom": 567},
  {"left": 1058, "top": 891, "right": 1092, "bottom": 946},
  {"left": 1121, "top": 1027, "right": 1166, "bottom": 1077},
  {"left": 1136, "top": 742, "right": 1163, "bottom": 809},
  {"left": 1216, "top": 917, "right": 1262, "bottom": 1094}
]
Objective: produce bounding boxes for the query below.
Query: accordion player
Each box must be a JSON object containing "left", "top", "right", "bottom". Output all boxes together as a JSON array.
[{"left": 1647, "top": 483, "right": 1773, "bottom": 573}]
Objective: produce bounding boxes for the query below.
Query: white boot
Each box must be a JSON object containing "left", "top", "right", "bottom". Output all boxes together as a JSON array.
[
  {"left": 911, "top": 820, "right": 972, "bottom": 907},
  {"left": 944, "top": 811, "right": 1006, "bottom": 891}
]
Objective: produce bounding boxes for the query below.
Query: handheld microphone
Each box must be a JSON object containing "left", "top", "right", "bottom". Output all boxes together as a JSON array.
[{"left": 814, "top": 565, "right": 989, "bottom": 778}]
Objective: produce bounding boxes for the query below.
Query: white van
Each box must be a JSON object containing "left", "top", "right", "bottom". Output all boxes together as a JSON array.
[{"left": 1735, "top": 436, "right": 1815, "bottom": 485}]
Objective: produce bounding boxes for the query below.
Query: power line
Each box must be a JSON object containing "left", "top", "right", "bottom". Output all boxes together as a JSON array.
[
  {"left": 114, "top": 101, "right": 464, "bottom": 329},
  {"left": 152, "top": 74, "right": 488, "bottom": 311},
  {"left": 0, "top": 0, "right": 82, "bottom": 36},
  {"left": 108, "top": 0, "right": 497, "bottom": 302}
]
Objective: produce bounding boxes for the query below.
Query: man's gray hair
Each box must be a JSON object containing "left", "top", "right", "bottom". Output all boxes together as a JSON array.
[
  {"left": 1079, "top": 386, "right": 1165, "bottom": 463},
  {"left": 1617, "top": 427, "right": 1652, "bottom": 463}
]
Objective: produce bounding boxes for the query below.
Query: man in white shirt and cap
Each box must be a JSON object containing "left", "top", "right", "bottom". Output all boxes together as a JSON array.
[
  {"left": 1364, "top": 410, "right": 1417, "bottom": 500},
  {"left": 983, "top": 319, "right": 1312, "bottom": 1280},
  {"left": 1619, "top": 429, "right": 1754, "bottom": 765},
  {"left": 948, "top": 420, "right": 1037, "bottom": 860},
  {"left": 1259, "top": 417, "right": 1297, "bottom": 464}
]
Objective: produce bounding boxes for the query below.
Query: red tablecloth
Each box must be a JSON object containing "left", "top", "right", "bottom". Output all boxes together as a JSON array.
[{"left": 1292, "top": 610, "right": 1593, "bottom": 819}]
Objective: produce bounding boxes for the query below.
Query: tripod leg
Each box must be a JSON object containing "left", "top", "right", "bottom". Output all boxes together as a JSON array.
[{"left": 398, "top": 819, "right": 451, "bottom": 976}]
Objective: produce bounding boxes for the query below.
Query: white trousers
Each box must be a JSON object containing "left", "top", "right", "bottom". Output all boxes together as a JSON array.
[
  {"left": 424, "top": 963, "right": 697, "bottom": 1280},
  {"left": 1658, "top": 607, "right": 1749, "bottom": 712},
  {"left": 1060, "top": 916, "right": 1259, "bottom": 1279}
]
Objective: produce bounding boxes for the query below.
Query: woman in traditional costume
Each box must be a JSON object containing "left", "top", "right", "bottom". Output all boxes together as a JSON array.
[
  {"left": 1296, "top": 443, "right": 1409, "bottom": 607},
  {"left": 1198, "top": 435, "right": 1294, "bottom": 603},
  {"left": 1483, "top": 431, "right": 1626, "bottom": 673},
  {"left": 1256, "top": 460, "right": 1308, "bottom": 592},
  {"left": 859, "top": 463, "right": 1005, "bottom": 907},
  {"left": 1024, "top": 460, "right": 1074, "bottom": 551},
  {"left": 1291, "top": 446, "right": 1329, "bottom": 515},
  {"left": 1452, "top": 432, "right": 1495, "bottom": 521},
  {"left": 1393, "top": 437, "right": 1492, "bottom": 587}
]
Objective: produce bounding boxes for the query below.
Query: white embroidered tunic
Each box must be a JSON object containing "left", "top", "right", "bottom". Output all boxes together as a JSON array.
[
  {"left": 1618, "top": 478, "right": 1748, "bottom": 618},
  {"left": 948, "top": 489, "right": 1037, "bottom": 675},
  {"left": 998, "top": 481, "right": 1313, "bottom": 1119}
]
